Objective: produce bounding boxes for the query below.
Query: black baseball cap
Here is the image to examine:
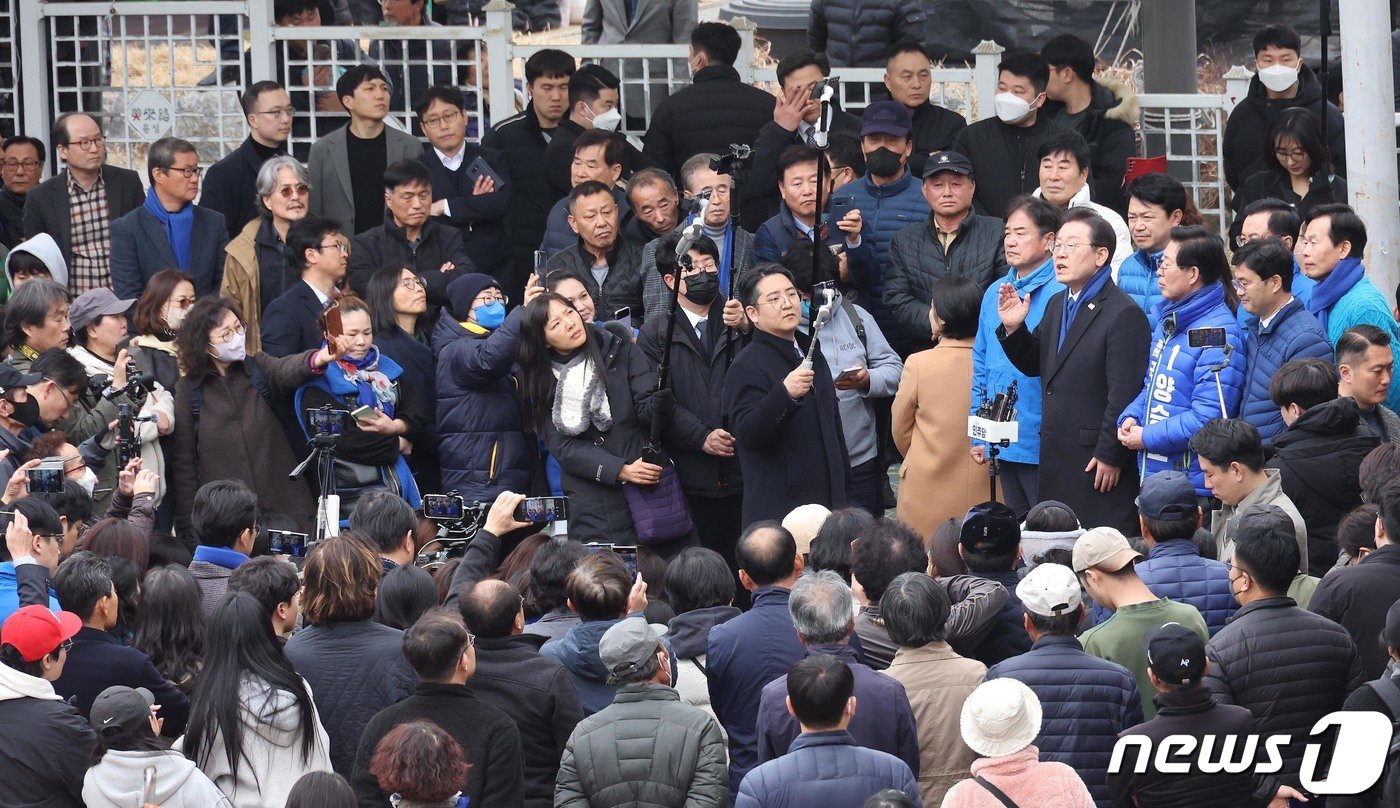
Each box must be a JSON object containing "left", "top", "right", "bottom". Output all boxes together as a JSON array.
[
  {"left": 960, "top": 501, "right": 1020, "bottom": 556},
  {"left": 0, "top": 364, "right": 42, "bottom": 393},
  {"left": 1145, "top": 622, "right": 1206, "bottom": 684},
  {"left": 921, "top": 150, "right": 974, "bottom": 179},
  {"left": 1136, "top": 471, "right": 1198, "bottom": 520}
]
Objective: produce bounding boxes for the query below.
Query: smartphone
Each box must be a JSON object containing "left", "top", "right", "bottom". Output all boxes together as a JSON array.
[
  {"left": 351, "top": 404, "right": 377, "bottom": 422},
  {"left": 834, "top": 365, "right": 863, "bottom": 384},
  {"left": 614, "top": 307, "right": 632, "bottom": 329},
  {"left": 466, "top": 155, "right": 506, "bottom": 191},
  {"left": 422, "top": 493, "right": 466, "bottom": 521},
  {"left": 584, "top": 542, "right": 638, "bottom": 578},
  {"left": 269, "top": 529, "right": 309, "bottom": 558},
  {"left": 534, "top": 250, "right": 548, "bottom": 286},
  {"left": 27, "top": 460, "right": 64, "bottom": 494},
  {"left": 513, "top": 496, "right": 570, "bottom": 523},
  {"left": 306, "top": 407, "right": 351, "bottom": 437},
  {"left": 808, "top": 76, "right": 840, "bottom": 101},
  {"left": 324, "top": 304, "right": 343, "bottom": 340},
  {"left": 830, "top": 196, "right": 851, "bottom": 218},
  {"left": 1187, "top": 327, "right": 1227, "bottom": 348}
]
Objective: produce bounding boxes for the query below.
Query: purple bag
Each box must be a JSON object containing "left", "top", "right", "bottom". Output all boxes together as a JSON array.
[{"left": 623, "top": 461, "right": 694, "bottom": 544}]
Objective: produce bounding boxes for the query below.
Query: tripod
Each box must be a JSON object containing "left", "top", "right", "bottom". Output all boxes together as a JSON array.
[{"left": 291, "top": 432, "right": 344, "bottom": 545}]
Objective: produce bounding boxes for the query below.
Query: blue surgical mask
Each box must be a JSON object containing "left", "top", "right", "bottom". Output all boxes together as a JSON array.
[
  {"left": 474, "top": 301, "right": 506, "bottom": 329},
  {"left": 800, "top": 299, "right": 811, "bottom": 319}
]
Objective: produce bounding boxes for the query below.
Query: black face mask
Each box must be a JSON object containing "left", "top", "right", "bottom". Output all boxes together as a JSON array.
[
  {"left": 683, "top": 271, "right": 719, "bottom": 306},
  {"left": 7, "top": 395, "right": 42, "bottom": 428},
  {"left": 865, "top": 147, "right": 903, "bottom": 177}
]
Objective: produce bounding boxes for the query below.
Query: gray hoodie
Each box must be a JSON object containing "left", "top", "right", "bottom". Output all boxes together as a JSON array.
[
  {"left": 807, "top": 295, "right": 904, "bottom": 465},
  {"left": 4, "top": 232, "right": 68, "bottom": 288},
  {"left": 83, "top": 749, "right": 232, "bottom": 808}
]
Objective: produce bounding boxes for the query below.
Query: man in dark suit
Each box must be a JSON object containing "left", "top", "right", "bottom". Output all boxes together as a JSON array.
[
  {"left": 996, "top": 207, "right": 1150, "bottom": 534},
  {"left": 724, "top": 263, "right": 849, "bottom": 526},
  {"left": 201, "top": 81, "right": 291, "bottom": 240},
  {"left": 22, "top": 113, "right": 145, "bottom": 295},
  {"left": 261, "top": 215, "right": 345, "bottom": 357},
  {"left": 109, "top": 137, "right": 229, "bottom": 299},
  {"left": 0, "top": 135, "right": 46, "bottom": 247}
]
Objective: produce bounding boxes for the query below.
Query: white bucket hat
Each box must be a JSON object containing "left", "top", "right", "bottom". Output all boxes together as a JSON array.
[{"left": 960, "top": 678, "right": 1042, "bottom": 758}]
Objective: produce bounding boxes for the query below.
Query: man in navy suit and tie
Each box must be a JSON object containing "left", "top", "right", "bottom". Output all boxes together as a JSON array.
[
  {"left": 109, "top": 136, "right": 229, "bottom": 299},
  {"left": 261, "top": 215, "right": 346, "bottom": 357}
]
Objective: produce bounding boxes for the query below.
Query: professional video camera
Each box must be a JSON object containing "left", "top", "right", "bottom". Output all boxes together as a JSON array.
[
  {"left": 708, "top": 143, "right": 752, "bottom": 177},
  {"left": 416, "top": 491, "right": 491, "bottom": 569},
  {"left": 94, "top": 358, "right": 158, "bottom": 403}
]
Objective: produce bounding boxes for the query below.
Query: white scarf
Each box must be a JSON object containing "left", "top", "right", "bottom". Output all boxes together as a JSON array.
[{"left": 552, "top": 352, "right": 611, "bottom": 436}]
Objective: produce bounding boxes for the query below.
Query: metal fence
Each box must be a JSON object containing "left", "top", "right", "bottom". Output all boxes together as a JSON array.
[{"left": 1137, "top": 92, "right": 1233, "bottom": 234}]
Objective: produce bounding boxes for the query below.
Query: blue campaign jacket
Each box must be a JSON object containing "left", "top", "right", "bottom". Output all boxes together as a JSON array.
[
  {"left": 985, "top": 634, "right": 1143, "bottom": 808},
  {"left": 0, "top": 561, "right": 58, "bottom": 624},
  {"left": 1240, "top": 297, "right": 1333, "bottom": 443},
  {"left": 971, "top": 258, "right": 1064, "bottom": 465},
  {"left": 1119, "top": 284, "right": 1245, "bottom": 495},
  {"left": 1135, "top": 539, "right": 1237, "bottom": 636},
  {"left": 1314, "top": 268, "right": 1400, "bottom": 412},
  {"left": 829, "top": 170, "right": 931, "bottom": 333},
  {"left": 1117, "top": 248, "right": 1164, "bottom": 327},
  {"left": 1236, "top": 261, "right": 1315, "bottom": 330}
]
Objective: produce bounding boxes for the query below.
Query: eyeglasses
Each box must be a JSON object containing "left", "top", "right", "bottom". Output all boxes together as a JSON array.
[
  {"left": 1273, "top": 148, "right": 1308, "bottom": 162},
  {"left": 67, "top": 136, "right": 105, "bottom": 151},
  {"left": 212, "top": 322, "right": 247, "bottom": 344},
  {"left": 421, "top": 109, "right": 462, "bottom": 129},
  {"left": 274, "top": 183, "right": 310, "bottom": 199},
  {"left": 167, "top": 296, "right": 196, "bottom": 308},
  {"left": 1050, "top": 241, "right": 1100, "bottom": 255},
  {"left": 683, "top": 261, "right": 718, "bottom": 275},
  {"left": 758, "top": 290, "right": 801, "bottom": 309},
  {"left": 44, "top": 378, "right": 74, "bottom": 408},
  {"left": 398, "top": 275, "right": 426, "bottom": 290},
  {"left": 475, "top": 292, "right": 508, "bottom": 305},
  {"left": 2, "top": 159, "right": 39, "bottom": 170},
  {"left": 1231, "top": 277, "right": 1258, "bottom": 292},
  {"left": 254, "top": 106, "right": 296, "bottom": 119},
  {"left": 317, "top": 241, "right": 349, "bottom": 254},
  {"left": 57, "top": 638, "right": 74, "bottom": 654},
  {"left": 1235, "top": 233, "right": 1265, "bottom": 248},
  {"left": 463, "top": 632, "right": 476, "bottom": 650},
  {"left": 164, "top": 165, "right": 203, "bottom": 179}
]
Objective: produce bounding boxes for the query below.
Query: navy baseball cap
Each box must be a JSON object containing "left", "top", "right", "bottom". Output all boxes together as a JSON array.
[
  {"left": 1136, "top": 471, "right": 1198, "bottom": 520},
  {"left": 860, "top": 101, "right": 912, "bottom": 138},
  {"left": 960, "top": 501, "right": 1020, "bottom": 557},
  {"left": 921, "top": 150, "right": 975, "bottom": 179}
]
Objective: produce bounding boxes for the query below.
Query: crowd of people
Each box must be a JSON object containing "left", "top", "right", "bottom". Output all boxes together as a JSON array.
[{"left": 0, "top": 7, "right": 1396, "bottom": 808}]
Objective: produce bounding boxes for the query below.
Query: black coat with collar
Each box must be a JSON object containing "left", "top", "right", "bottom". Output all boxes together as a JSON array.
[
  {"left": 998, "top": 277, "right": 1150, "bottom": 534},
  {"left": 743, "top": 109, "right": 862, "bottom": 228},
  {"left": 544, "top": 117, "right": 656, "bottom": 199},
  {"left": 1309, "top": 544, "right": 1400, "bottom": 680},
  {"left": 109, "top": 203, "right": 229, "bottom": 298},
  {"left": 259, "top": 281, "right": 327, "bottom": 358},
  {"left": 22, "top": 164, "right": 145, "bottom": 265},
  {"left": 202, "top": 136, "right": 287, "bottom": 240},
  {"left": 347, "top": 211, "right": 473, "bottom": 309},
  {"left": 637, "top": 302, "right": 746, "bottom": 497},
  {"left": 419, "top": 140, "right": 511, "bottom": 275},
  {"left": 724, "top": 328, "right": 849, "bottom": 525},
  {"left": 483, "top": 102, "right": 560, "bottom": 298},
  {"left": 51, "top": 626, "right": 191, "bottom": 737}
]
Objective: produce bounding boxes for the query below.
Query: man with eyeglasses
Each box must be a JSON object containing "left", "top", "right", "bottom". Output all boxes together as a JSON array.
[
  {"left": 0, "top": 497, "right": 66, "bottom": 625},
  {"left": 725, "top": 264, "right": 850, "bottom": 526},
  {"left": 262, "top": 215, "right": 349, "bottom": 357},
  {"left": 1233, "top": 197, "right": 1313, "bottom": 310},
  {"left": 201, "top": 81, "right": 293, "bottom": 241},
  {"left": 416, "top": 84, "right": 511, "bottom": 277},
  {"left": 110, "top": 136, "right": 229, "bottom": 300},
  {"left": 0, "top": 136, "right": 45, "bottom": 247},
  {"left": 22, "top": 113, "right": 144, "bottom": 296}
]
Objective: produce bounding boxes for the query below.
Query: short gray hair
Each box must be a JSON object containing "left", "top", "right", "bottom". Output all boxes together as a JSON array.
[
  {"left": 790, "top": 569, "right": 854, "bottom": 645},
  {"left": 254, "top": 155, "right": 311, "bottom": 217}
]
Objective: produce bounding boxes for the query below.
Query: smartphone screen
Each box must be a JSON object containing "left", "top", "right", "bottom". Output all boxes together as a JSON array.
[
  {"left": 423, "top": 494, "right": 466, "bottom": 521},
  {"left": 513, "top": 496, "right": 570, "bottom": 523}
]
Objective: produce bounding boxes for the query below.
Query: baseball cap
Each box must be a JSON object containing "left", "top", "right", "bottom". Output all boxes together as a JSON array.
[
  {"left": 89, "top": 685, "right": 155, "bottom": 737},
  {"left": 1072, "top": 526, "right": 1143, "bottom": 573},
  {"left": 860, "top": 100, "right": 912, "bottom": 138},
  {"left": 782, "top": 504, "right": 831, "bottom": 556},
  {"left": 599, "top": 617, "right": 668, "bottom": 685},
  {"left": 1231, "top": 503, "right": 1296, "bottom": 549},
  {"left": 1016, "top": 563, "right": 1082, "bottom": 618},
  {"left": 1136, "top": 471, "right": 1199, "bottom": 520},
  {"left": 960, "top": 501, "right": 1020, "bottom": 557},
  {"left": 0, "top": 604, "right": 82, "bottom": 662},
  {"left": 68, "top": 288, "right": 136, "bottom": 333},
  {"left": 1145, "top": 622, "right": 1206, "bottom": 684},
  {"left": 0, "top": 363, "right": 42, "bottom": 393},
  {"left": 921, "top": 150, "right": 975, "bottom": 179}
]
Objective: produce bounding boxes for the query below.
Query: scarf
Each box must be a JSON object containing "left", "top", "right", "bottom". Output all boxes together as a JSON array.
[
  {"left": 692, "top": 215, "right": 736, "bottom": 294},
  {"left": 1306, "top": 255, "right": 1365, "bottom": 334},
  {"left": 332, "top": 345, "right": 398, "bottom": 416},
  {"left": 1059, "top": 265, "right": 1111, "bottom": 349},
  {"left": 551, "top": 351, "right": 611, "bottom": 436},
  {"left": 144, "top": 187, "right": 194, "bottom": 270}
]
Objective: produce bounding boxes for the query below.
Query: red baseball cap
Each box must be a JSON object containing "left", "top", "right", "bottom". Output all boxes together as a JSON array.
[{"left": 1, "top": 605, "right": 81, "bottom": 662}]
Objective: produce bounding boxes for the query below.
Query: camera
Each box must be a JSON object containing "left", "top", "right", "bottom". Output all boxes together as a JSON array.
[
  {"left": 708, "top": 144, "right": 751, "bottom": 177},
  {"left": 306, "top": 406, "right": 352, "bottom": 438},
  {"left": 114, "top": 403, "right": 159, "bottom": 470},
  {"left": 101, "top": 359, "right": 158, "bottom": 402}
]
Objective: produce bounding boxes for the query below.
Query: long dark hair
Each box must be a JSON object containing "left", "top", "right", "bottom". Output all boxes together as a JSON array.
[
  {"left": 1170, "top": 225, "right": 1239, "bottom": 313},
  {"left": 1265, "top": 106, "right": 1329, "bottom": 185},
  {"left": 175, "top": 297, "right": 244, "bottom": 380},
  {"left": 184, "top": 592, "right": 319, "bottom": 775},
  {"left": 132, "top": 564, "right": 205, "bottom": 691},
  {"left": 516, "top": 293, "right": 610, "bottom": 432},
  {"left": 366, "top": 265, "right": 428, "bottom": 338}
]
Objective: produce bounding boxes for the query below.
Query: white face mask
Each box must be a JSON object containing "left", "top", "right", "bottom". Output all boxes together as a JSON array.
[
  {"left": 590, "top": 107, "right": 623, "bottom": 132},
  {"left": 76, "top": 467, "right": 97, "bottom": 496},
  {"left": 209, "top": 330, "right": 248, "bottom": 364},
  {"left": 1258, "top": 64, "right": 1299, "bottom": 93},
  {"left": 994, "top": 92, "right": 1033, "bottom": 124},
  {"left": 164, "top": 304, "right": 188, "bottom": 331}
]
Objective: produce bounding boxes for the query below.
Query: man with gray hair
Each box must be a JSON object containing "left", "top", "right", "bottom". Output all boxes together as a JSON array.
[
  {"left": 556, "top": 617, "right": 729, "bottom": 807},
  {"left": 754, "top": 570, "right": 920, "bottom": 778},
  {"left": 110, "top": 136, "right": 229, "bottom": 299}
]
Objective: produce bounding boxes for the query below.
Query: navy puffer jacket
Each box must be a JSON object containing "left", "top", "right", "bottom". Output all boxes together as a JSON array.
[
  {"left": 1239, "top": 297, "right": 1333, "bottom": 444},
  {"left": 807, "top": 0, "right": 924, "bottom": 67},
  {"left": 1134, "top": 539, "right": 1237, "bottom": 636},
  {"left": 830, "top": 170, "right": 930, "bottom": 350},
  {"left": 985, "top": 634, "right": 1143, "bottom": 808},
  {"left": 432, "top": 308, "right": 533, "bottom": 503}
]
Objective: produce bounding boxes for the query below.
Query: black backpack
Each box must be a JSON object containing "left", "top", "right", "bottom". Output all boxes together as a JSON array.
[{"left": 1364, "top": 674, "right": 1400, "bottom": 806}]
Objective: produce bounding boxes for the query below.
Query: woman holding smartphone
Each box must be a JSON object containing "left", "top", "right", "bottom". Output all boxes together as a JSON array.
[{"left": 292, "top": 295, "right": 427, "bottom": 511}]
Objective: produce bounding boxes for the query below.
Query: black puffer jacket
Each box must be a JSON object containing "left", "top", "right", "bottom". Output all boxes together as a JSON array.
[
  {"left": 0, "top": 668, "right": 97, "bottom": 808},
  {"left": 807, "top": 0, "right": 923, "bottom": 67},
  {"left": 883, "top": 213, "right": 1008, "bottom": 350},
  {"left": 347, "top": 212, "right": 474, "bottom": 309},
  {"left": 951, "top": 114, "right": 1064, "bottom": 219},
  {"left": 908, "top": 101, "right": 969, "bottom": 179},
  {"left": 1203, "top": 597, "right": 1366, "bottom": 788},
  {"left": 1308, "top": 545, "right": 1400, "bottom": 681},
  {"left": 1223, "top": 63, "right": 1347, "bottom": 191},
  {"left": 1266, "top": 396, "right": 1379, "bottom": 573},
  {"left": 1040, "top": 77, "right": 1135, "bottom": 215}
]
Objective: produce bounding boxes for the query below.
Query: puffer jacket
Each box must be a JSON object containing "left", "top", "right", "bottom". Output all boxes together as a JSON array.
[
  {"left": 642, "top": 65, "right": 776, "bottom": 196},
  {"left": 884, "top": 212, "right": 1008, "bottom": 351},
  {"left": 971, "top": 259, "right": 1063, "bottom": 465},
  {"left": 556, "top": 683, "right": 729, "bottom": 808},
  {"left": 737, "top": 730, "right": 921, "bottom": 808},
  {"left": 0, "top": 662, "right": 97, "bottom": 808},
  {"left": 83, "top": 750, "right": 231, "bottom": 808},
  {"left": 1119, "top": 284, "right": 1245, "bottom": 495},
  {"left": 432, "top": 308, "right": 532, "bottom": 504},
  {"left": 1239, "top": 297, "right": 1333, "bottom": 444},
  {"left": 541, "top": 617, "right": 631, "bottom": 716},
  {"left": 985, "top": 634, "right": 1142, "bottom": 808},
  {"left": 1223, "top": 63, "right": 1346, "bottom": 191},
  {"left": 1310, "top": 265, "right": 1400, "bottom": 413},
  {"left": 1134, "top": 539, "right": 1236, "bottom": 636},
  {"left": 543, "top": 238, "right": 647, "bottom": 328},
  {"left": 830, "top": 170, "right": 930, "bottom": 347},
  {"left": 1203, "top": 597, "right": 1366, "bottom": 788},
  {"left": 667, "top": 604, "right": 741, "bottom": 726},
  {"left": 282, "top": 619, "right": 418, "bottom": 776},
  {"left": 1117, "top": 248, "right": 1163, "bottom": 326},
  {"left": 1040, "top": 76, "right": 1137, "bottom": 215},
  {"left": 807, "top": 0, "right": 924, "bottom": 67}
]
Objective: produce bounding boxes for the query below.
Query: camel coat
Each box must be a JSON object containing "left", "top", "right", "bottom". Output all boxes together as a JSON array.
[{"left": 892, "top": 337, "right": 992, "bottom": 538}]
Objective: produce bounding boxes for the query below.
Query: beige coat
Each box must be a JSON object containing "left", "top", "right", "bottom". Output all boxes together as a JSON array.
[
  {"left": 892, "top": 337, "right": 995, "bottom": 538},
  {"left": 221, "top": 218, "right": 265, "bottom": 355},
  {"left": 884, "top": 641, "right": 985, "bottom": 806}
]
